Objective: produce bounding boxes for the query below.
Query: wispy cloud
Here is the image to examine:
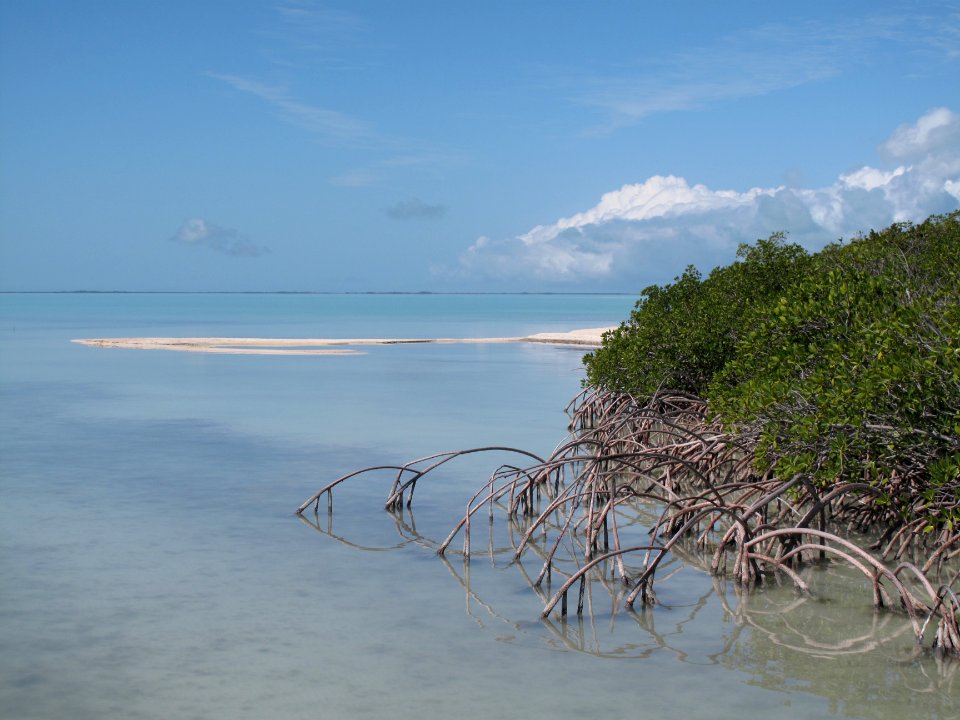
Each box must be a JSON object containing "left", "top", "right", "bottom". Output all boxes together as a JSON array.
[
  {"left": 210, "top": 71, "right": 452, "bottom": 182},
  {"left": 575, "top": 13, "right": 956, "bottom": 133},
  {"left": 452, "top": 108, "right": 960, "bottom": 287},
  {"left": 207, "top": 72, "right": 375, "bottom": 146},
  {"left": 329, "top": 168, "right": 379, "bottom": 187},
  {"left": 169, "top": 218, "right": 270, "bottom": 257},
  {"left": 385, "top": 199, "right": 446, "bottom": 220},
  {"left": 579, "top": 27, "right": 832, "bottom": 131},
  {"left": 275, "top": 1, "right": 367, "bottom": 40},
  {"left": 921, "top": 6, "right": 960, "bottom": 60},
  {"left": 211, "top": 2, "right": 452, "bottom": 181},
  {"left": 329, "top": 152, "right": 458, "bottom": 187},
  {"left": 269, "top": 0, "right": 373, "bottom": 65}
]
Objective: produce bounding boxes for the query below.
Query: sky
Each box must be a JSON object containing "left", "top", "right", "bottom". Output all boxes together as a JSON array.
[{"left": 1, "top": 0, "right": 958, "bottom": 293}]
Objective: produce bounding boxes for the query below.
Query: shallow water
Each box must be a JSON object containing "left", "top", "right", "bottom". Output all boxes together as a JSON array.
[{"left": 0, "top": 293, "right": 956, "bottom": 719}]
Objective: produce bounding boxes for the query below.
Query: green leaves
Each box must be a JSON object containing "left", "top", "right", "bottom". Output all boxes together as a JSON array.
[
  {"left": 583, "top": 232, "right": 811, "bottom": 396},
  {"left": 711, "top": 212, "right": 959, "bottom": 478},
  {"left": 585, "top": 211, "right": 960, "bottom": 519}
]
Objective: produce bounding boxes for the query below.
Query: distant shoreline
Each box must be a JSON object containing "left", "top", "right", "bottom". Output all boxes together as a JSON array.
[{"left": 72, "top": 327, "right": 615, "bottom": 356}]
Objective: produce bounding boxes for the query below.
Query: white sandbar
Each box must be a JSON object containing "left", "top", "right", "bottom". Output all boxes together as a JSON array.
[{"left": 71, "top": 327, "right": 614, "bottom": 356}]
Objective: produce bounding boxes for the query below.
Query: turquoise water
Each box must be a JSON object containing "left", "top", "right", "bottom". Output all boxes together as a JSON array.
[{"left": 0, "top": 293, "right": 956, "bottom": 719}]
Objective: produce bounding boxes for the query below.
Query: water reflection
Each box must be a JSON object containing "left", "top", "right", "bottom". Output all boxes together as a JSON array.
[
  {"left": 300, "top": 505, "right": 958, "bottom": 715},
  {"left": 297, "top": 508, "right": 426, "bottom": 553}
]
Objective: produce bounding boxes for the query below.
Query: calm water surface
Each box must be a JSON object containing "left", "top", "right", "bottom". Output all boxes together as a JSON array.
[{"left": 0, "top": 294, "right": 956, "bottom": 719}]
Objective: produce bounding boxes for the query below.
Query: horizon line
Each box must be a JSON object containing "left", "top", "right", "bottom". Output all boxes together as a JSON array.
[{"left": 0, "top": 290, "right": 636, "bottom": 296}]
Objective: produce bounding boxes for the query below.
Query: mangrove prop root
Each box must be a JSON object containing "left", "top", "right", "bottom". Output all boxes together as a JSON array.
[{"left": 297, "top": 388, "right": 960, "bottom": 656}]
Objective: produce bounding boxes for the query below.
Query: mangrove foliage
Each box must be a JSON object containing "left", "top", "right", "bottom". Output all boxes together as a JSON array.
[{"left": 585, "top": 211, "right": 960, "bottom": 530}]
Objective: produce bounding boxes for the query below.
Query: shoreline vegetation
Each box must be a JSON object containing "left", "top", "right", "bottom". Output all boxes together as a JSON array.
[
  {"left": 298, "top": 212, "right": 960, "bottom": 658},
  {"left": 71, "top": 328, "right": 614, "bottom": 355}
]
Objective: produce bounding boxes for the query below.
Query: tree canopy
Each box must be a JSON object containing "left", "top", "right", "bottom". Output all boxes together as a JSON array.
[
  {"left": 584, "top": 212, "right": 960, "bottom": 516},
  {"left": 583, "top": 231, "right": 812, "bottom": 395}
]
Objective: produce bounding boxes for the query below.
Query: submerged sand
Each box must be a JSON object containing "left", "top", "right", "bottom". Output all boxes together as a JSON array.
[{"left": 72, "top": 327, "right": 615, "bottom": 356}]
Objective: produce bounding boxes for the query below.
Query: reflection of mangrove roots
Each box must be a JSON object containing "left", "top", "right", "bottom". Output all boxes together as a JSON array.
[{"left": 297, "top": 388, "right": 960, "bottom": 656}]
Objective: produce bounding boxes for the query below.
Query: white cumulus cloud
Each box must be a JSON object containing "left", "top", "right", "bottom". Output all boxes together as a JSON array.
[
  {"left": 880, "top": 107, "right": 960, "bottom": 161},
  {"left": 455, "top": 108, "right": 960, "bottom": 289}
]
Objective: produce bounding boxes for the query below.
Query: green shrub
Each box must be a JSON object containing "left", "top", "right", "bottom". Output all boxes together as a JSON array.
[
  {"left": 709, "top": 212, "right": 960, "bottom": 495},
  {"left": 584, "top": 211, "right": 960, "bottom": 505},
  {"left": 583, "top": 232, "right": 811, "bottom": 396}
]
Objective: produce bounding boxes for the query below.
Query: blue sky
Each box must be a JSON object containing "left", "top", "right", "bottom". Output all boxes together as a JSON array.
[{"left": 1, "top": 0, "right": 958, "bottom": 292}]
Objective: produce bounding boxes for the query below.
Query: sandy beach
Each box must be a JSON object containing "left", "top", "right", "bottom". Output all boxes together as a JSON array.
[{"left": 72, "top": 327, "right": 615, "bottom": 355}]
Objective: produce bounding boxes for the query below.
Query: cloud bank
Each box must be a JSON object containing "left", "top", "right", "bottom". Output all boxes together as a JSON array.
[
  {"left": 170, "top": 219, "right": 270, "bottom": 257},
  {"left": 456, "top": 108, "right": 960, "bottom": 288}
]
